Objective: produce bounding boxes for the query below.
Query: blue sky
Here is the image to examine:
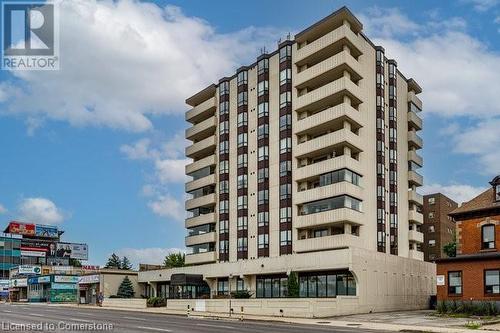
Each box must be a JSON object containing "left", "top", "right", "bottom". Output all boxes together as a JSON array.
[{"left": 0, "top": 0, "right": 499, "bottom": 266}]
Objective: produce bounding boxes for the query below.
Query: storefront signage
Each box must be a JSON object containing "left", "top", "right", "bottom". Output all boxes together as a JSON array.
[
  {"left": 20, "top": 250, "right": 46, "bottom": 258},
  {"left": 54, "top": 276, "right": 79, "bottom": 284},
  {"left": 18, "top": 265, "right": 42, "bottom": 275},
  {"left": 436, "top": 275, "right": 445, "bottom": 286},
  {"left": 82, "top": 265, "right": 100, "bottom": 271},
  {"left": 10, "top": 278, "right": 27, "bottom": 288},
  {"left": 78, "top": 275, "right": 100, "bottom": 284},
  {"left": 51, "top": 283, "right": 79, "bottom": 290},
  {"left": 8, "top": 222, "right": 35, "bottom": 236},
  {"left": 0, "top": 280, "right": 9, "bottom": 292},
  {"left": 28, "top": 276, "right": 50, "bottom": 285},
  {"left": 56, "top": 243, "right": 88, "bottom": 260},
  {"left": 35, "top": 225, "right": 59, "bottom": 238}
]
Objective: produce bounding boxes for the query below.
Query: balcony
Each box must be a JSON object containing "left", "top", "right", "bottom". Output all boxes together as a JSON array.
[
  {"left": 408, "top": 150, "right": 423, "bottom": 167},
  {"left": 186, "top": 155, "right": 216, "bottom": 175},
  {"left": 295, "top": 182, "right": 362, "bottom": 205},
  {"left": 295, "top": 155, "right": 361, "bottom": 183},
  {"left": 408, "top": 249, "right": 424, "bottom": 261},
  {"left": 186, "top": 116, "right": 216, "bottom": 142},
  {"left": 408, "top": 131, "right": 423, "bottom": 150},
  {"left": 185, "top": 135, "right": 216, "bottom": 159},
  {"left": 295, "top": 128, "right": 363, "bottom": 159},
  {"left": 408, "top": 170, "right": 423, "bottom": 187},
  {"left": 185, "top": 193, "right": 216, "bottom": 211},
  {"left": 295, "top": 77, "right": 362, "bottom": 112},
  {"left": 408, "top": 230, "right": 424, "bottom": 243},
  {"left": 408, "top": 111, "right": 422, "bottom": 131},
  {"left": 185, "top": 174, "right": 216, "bottom": 193},
  {"left": 185, "top": 251, "right": 217, "bottom": 265},
  {"left": 295, "top": 208, "right": 363, "bottom": 229},
  {"left": 295, "top": 50, "right": 363, "bottom": 88},
  {"left": 408, "top": 210, "right": 423, "bottom": 225},
  {"left": 185, "top": 231, "right": 216, "bottom": 247},
  {"left": 186, "top": 96, "right": 216, "bottom": 124},
  {"left": 295, "top": 103, "right": 362, "bottom": 136},
  {"left": 295, "top": 233, "right": 362, "bottom": 253},
  {"left": 295, "top": 24, "right": 362, "bottom": 64},
  {"left": 408, "top": 190, "right": 423, "bottom": 207},
  {"left": 185, "top": 213, "right": 216, "bottom": 229},
  {"left": 408, "top": 91, "right": 422, "bottom": 111}
]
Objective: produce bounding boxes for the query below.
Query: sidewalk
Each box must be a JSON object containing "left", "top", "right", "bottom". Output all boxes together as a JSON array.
[{"left": 47, "top": 303, "right": 500, "bottom": 333}]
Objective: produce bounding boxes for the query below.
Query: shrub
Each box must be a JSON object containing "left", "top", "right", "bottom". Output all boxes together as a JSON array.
[
  {"left": 437, "top": 301, "right": 447, "bottom": 314},
  {"left": 465, "top": 321, "right": 481, "bottom": 329},
  {"left": 147, "top": 297, "right": 167, "bottom": 307},
  {"left": 231, "top": 290, "right": 252, "bottom": 299},
  {"left": 437, "top": 300, "right": 498, "bottom": 317}
]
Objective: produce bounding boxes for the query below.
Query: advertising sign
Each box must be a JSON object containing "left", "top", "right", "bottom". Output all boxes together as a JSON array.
[
  {"left": 18, "top": 265, "right": 41, "bottom": 275},
  {"left": 51, "top": 283, "right": 78, "bottom": 290},
  {"left": 21, "top": 250, "right": 46, "bottom": 257},
  {"left": 82, "top": 265, "right": 100, "bottom": 271},
  {"left": 0, "top": 280, "right": 9, "bottom": 291},
  {"left": 54, "top": 276, "right": 79, "bottom": 284},
  {"left": 78, "top": 275, "right": 100, "bottom": 284},
  {"left": 56, "top": 243, "right": 88, "bottom": 260},
  {"left": 35, "top": 225, "right": 58, "bottom": 238},
  {"left": 50, "top": 289, "right": 77, "bottom": 302},
  {"left": 10, "top": 278, "right": 27, "bottom": 288},
  {"left": 8, "top": 222, "right": 35, "bottom": 236}
]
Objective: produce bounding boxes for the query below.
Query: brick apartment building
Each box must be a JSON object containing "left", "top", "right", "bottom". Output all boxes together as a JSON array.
[
  {"left": 422, "top": 193, "right": 458, "bottom": 261},
  {"left": 436, "top": 176, "right": 500, "bottom": 301}
]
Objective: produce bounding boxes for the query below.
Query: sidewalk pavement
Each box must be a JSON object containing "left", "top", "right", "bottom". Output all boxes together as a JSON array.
[{"left": 44, "top": 303, "right": 500, "bottom": 333}]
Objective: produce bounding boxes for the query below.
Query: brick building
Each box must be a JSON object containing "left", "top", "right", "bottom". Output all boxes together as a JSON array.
[
  {"left": 436, "top": 176, "right": 500, "bottom": 301},
  {"left": 422, "top": 193, "right": 458, "bottom": 261}
]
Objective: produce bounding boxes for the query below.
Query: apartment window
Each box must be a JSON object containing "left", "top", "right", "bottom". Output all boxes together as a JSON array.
[
  {"left": 279, "top": 91, "right": 291, "bottom": 108},
  {"left": 299, "top": 271, "right": 356, "bottom": 298},
  {"left": 389, "top": 107, "right": 396, "bottom": 121},
  {"left": 485, "top": 270, "right": 500, "bottom": 295},
  {"left": 258, "top": 102, "right": 269, "bottom": 118},
  {"left": 376, "top": 95, "right": 385, "bottom": 108},
  {"left": 219, "top": 140, "right": 229, "bottom": 154},
  {"left": 237, "top": 174, "right": 248, "bottom": 189},
  {"left": 377, "top": 163, "right": 385, "bottom": 177},
  {"left": 238, "top": 91, "right": 248, "bottom": 106},
  {"left": 428, "top": 239, "right": 436, "bottom": 247},
  {"left": 217, "top": 279, "right": 229, "bottom": 295},
  {"left": 258, "top": 146, "right": 269, "bottom": 161},
  {"left": 279, "top": 45, "right": 291, "bottom": 61},
  {"left": 377, "top": 208, "right": 385, "bottom": 222},
  {"left": 280, "top": 183, "right": 292, "bottom": 200},
  {"left": 280, "top": 68, "right": 291, "bottom": 85},
  {"left": 219, "top": 160, "right": 229, "bottom": 174},
  {"left": 301, "top": 195, "right": 361, "bottom": 215},
  {"left": 319, "top": 169, "right": 361, "bottom": 187},
  {"left": 258, "top": 190, "right": 269, "bottom": 205},
  {"left": 428, "top": 197, "right": 435, "bottom": 205},
  {"left": 219, "top": 81, "right": 229, "bottom": 95},
  {"left": 236, "top": 278, "right": 245, "bottom": 291},
  {"left": 237, "top": 195, "right": 248, "bottom": 209},
  {"left": 280, "top": 230, "right": 292, "bottom": 246},
  {"left": 258, "top": 81, "right": 269, "bottom": 96},
  {"left": 219, "top": 180, "right": 229, "bottom": 194},
  {"left": 428, "top": 225, "right": 435, "bottom": 233},
  {"left": 314, "top": 229, "right": 328, "bottom": 238},
  {"left": 237, "top": 216, "right": 248, "bottom": 230},
  {"left": 219, "top": 101, "right": 229, "bottom": 115},
  {"left": 219, "top": 219, "right": 228, "bottom": 234},
  {"left": 258, "top": 211, "right": 269, "bottom": 226},
  {"left": 389, "top": 192, "right": 398, "bottom": 205},
  {"left": 389, "top": 170, "right": 397, "bottom": 184},
  {"left": 376, "top": 73, "right": 384, "bottom": 86},
  {"left": 389, "top": 149, "right": 397, "bottom": 163},
  {"left": 279, "top": 114, "right": 292, "bottom": 130},
  {"left": 258, "top": 168, "right": 269, "bottom": 183},
  {"left": 409, "top": 102, "right": 421, "bottom": 113},
  {"left": 257, "top": 124, "right": 269, "bottom": 139},
  {"left": 448, "top": 271, "right": 462, "bottom": 295},
  {"left": 280, "top": 137, "right": 292, "bottom": 154},
  {"left": 237, "top": 71, "right": 248, "bottom": 86},
  {"left": 377, "top": 186, "right": 385, "bottom": 198},
  {"left": 280, "top": 207, "right": 292, "bottom": 223},
  {"left": 237, "top": 154, "right": 248, "bottom": 168},
  {"left": 258, "top": 234, "right": 269, "bottom": 249},
  {"left": 377, "top": 140, "right": 385, "bottom": 155},
  {"left": 219, "top": 120, "right": 229, "bottom": 135},
  {"left": 376, "top": 118, "right": 384, "bottom": 134},
  {"left": 237, "top": 112, "right": 248, "bottom": 127},
  {"left": 237, "top": 237, "right": 248, "bottom": 252},
  {"left": 482, "top": 225, "right": 495, "bottom": 249},
  {"left": 279, "top": 160, "right": 292, "bottom": 177},
  {"left": 219, "top": 240, "right": 229, "bottom": 253},
  {"left": 257, "top": 58, "right": 269, "bottom": 74},
  {"left": 219, "top": 200, "right": 229, "bottom": 214},
  {"left": 237, "top": 133, "right": 248, "bottom": 148}
]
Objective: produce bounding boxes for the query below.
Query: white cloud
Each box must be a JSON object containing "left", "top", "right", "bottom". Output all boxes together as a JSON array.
[
  {"left": 0, "top": 204, "right": 7, "bottom": 214},
  {"left": 120, "top": 138, "right": 158, "bottom": 160},
  {"left": 462, "top": 0, "right": 499, "bottom": 11},
  {"left": 1, "top": 0, "right": 281, "bottom": 132},
  {"left": 421, "top": 183, "right": 486, "bottom": 205},
  {"left": 17, "top": 198, "right": 66, "bottom": 225},
  {"left": 358, "top": 8, "right": 420, "bottom": 38},
  {"left": 115, "top": 247, "right": 185, "bottom": 266},
  {"left": 148, "top": 194, "right": 185, "bottom": 222},
  {"left": 155, "top": 159, "right": 188, "bottom": 184}
]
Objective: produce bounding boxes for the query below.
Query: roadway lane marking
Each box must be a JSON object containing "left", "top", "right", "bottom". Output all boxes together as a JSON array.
[
  {"left": 28, "top": 313, "right": 44, "bottom": 317},
  {"left": 125, "top": 316, "right": 148, "bottom": 321},
  {"left": 2, "top": 310, "right": 13, "bottom": 313},
  {"left": 197, "top": 323, "right": 235, "bottom": 329},
  {"left": 136, "top": 327, "right": 172, "bottom": 332},
  {"left": 69, "top": 318, "right": 92, "bottom": 323}
]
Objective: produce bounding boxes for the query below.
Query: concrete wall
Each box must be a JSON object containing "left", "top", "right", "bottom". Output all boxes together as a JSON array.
[
  {"left": 100, "top": 271, "right": 140, "bottom": 298},
  {"left": 103, "top": 298, "right": 146, "bottom": 309}
]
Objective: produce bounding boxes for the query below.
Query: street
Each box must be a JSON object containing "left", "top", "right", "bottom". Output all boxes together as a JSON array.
[{"left": 0, "top": 303, "right": 386, "bottom": 333}]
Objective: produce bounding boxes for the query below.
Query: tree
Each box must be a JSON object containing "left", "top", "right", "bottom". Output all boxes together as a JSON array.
[
  {"left": 117, "top": 276, "right": 135, "bottom": 298},
  {"left": 121, "top": 257, "right": 133, "bottom": 270},
  {"left": 105, "top": 253, "right": 122, "bottom": 269},
  {"left": 287, "top": 271, "right": 299, "bottom": 298},
  {"left": 69, "top": 258, "right": 82, "bottom": 267},
  {"left": 164, "top": 252, "right": 185, "bottom": 268},
  {"left": 443, "top": 242, "right": 457, "bottom": 258}
]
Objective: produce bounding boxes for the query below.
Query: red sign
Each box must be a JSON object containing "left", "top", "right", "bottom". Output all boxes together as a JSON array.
[
  {"left": 8, "top": 222, "right": 36, "bottom": 236},
  {"left": 82, "top": 265, "right": 100, "bottom": 271}
]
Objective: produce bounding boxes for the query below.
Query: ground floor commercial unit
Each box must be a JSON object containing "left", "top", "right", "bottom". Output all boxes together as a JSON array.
[
  {"left": 436, "top": 253, "right": 500, "bottom": 302},
  {"left": 78, "top": 269, "right": 140, "bottom": 304},
  {"left": 139, "top": 248, "right": 436, "bottom": 316},
  {"left": 27, "top": 275, "right": 79, "bottom": 303}
]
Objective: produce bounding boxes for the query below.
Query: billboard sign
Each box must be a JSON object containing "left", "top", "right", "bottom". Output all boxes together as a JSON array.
[
  {"left": 10, "top": 278, "right": 27, "bottom": 288},
  {"left": 20, "top": 250, "right": 46, "bottom": 257},
  {"left": 8, "top": 222, "right": 35, "bottom": 236},
  {"left": 56, "top": 243, "right": 88, "bottom": 260},
  {"left": 54, "top": 276, "right": 79, "bottom": 284},
  {"left": 18, "top": 265, "right": 41, "bottom": 275},
  {"left": 35, "top": 225, "right": 58, "bottom": 238}
]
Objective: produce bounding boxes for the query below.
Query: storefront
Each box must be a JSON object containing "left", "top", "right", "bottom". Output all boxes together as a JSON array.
[
  {"left": 78, "top": 274, "right": 100, "bottom": 305},
  {"left": 27, "top": 275, "right": 79, "bottom": 303},
  {"left": 9, "top": 278, "right": 28, "bottom": 301},
  {"left": 28, "top": 275, "right": 51, "bottom": 302},
  {"left": 0, "top": 279, "right": 9, "bottom": 300}
]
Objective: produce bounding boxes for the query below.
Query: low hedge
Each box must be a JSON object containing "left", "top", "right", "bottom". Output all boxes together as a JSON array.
[
  {"left": 437, "top": 300, "right": 498, "bottom": 316},
  {"left": 147, "top": 297, "right": 167, "bottom": 307}
]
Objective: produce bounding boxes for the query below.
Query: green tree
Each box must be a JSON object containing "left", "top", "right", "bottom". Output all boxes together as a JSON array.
[
  {"left": 443, "top": 242, "right": 457, "bottom": 257},
  {"left": 69, "top": 258, "right": 82, "bottom": 267},
  {"left": 287, "top": 271, "right": 299, "bottom": 298},
  {"left": 117, "top": 276, "right": 135, "bottom": 298},
  {"left": 164, "top": 252, "right": 185, "bottom": 268},
  {"left": 121, "top": 256, "right": 133, "bottom": 270},
  {"left": 105, "top": 253, "right": 122, "bottom": 269}
]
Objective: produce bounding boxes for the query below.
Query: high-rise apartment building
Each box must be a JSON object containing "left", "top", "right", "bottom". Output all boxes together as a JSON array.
[
  {"left": 140, "top": 7, "right": 435, "bottom": 315},
  {"left": 422, "top": 193, "right": 458, "bottom": 261}
]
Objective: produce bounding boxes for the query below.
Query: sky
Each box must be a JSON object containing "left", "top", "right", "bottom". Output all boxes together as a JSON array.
[{"left": 0, "top": 0, "right": 499, "bottom": 267}]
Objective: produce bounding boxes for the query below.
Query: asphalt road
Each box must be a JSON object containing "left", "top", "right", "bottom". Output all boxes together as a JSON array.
[{"left": 0, "top": 303, "right": 386, "bottom": 333}]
